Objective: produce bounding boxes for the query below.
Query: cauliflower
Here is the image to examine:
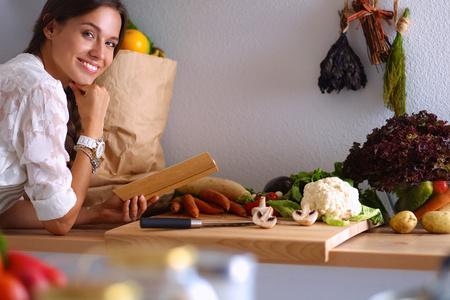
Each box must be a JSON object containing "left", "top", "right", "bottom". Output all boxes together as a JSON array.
[{"left": 301, "top": 177, "right": 361, "bottom": 221}]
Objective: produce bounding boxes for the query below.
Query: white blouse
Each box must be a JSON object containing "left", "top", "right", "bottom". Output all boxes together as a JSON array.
[{"left": 0, "top": 53, "right": 77, "bottom": 221}]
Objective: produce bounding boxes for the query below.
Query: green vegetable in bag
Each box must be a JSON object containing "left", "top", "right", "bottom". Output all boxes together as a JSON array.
[{"left": 394, "top": 181, "right": 434, "bottom": 213}]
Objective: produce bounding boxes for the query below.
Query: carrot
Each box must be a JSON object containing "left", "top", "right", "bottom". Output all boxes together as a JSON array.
[
  {"left": 199, "top": 189, "right": 230, "bottom": 211},
  {"left": 228, "top": 201, "right": 247, "bottom": 217},
  {"left": 204, "top": 201, "right": 224, "bottom": 211},
  {"left": 170, "top": 196, "right": 183, "bottom": 213},
  {"left": 414, "top": 188, "right": 450, "bottom": 220},
  {"left": 182, "top": 194, "right": 199, "bottom": 218},
  {"left": 193, "top": 197, "right": 224, "bottom": 214}
]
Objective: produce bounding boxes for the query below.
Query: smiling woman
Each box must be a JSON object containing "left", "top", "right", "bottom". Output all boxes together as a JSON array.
[
  {"left": 38, "top": 6, "right": 122, "bottom": 86},
  {"left": 0, "top": 0, "right": 159, "bottom": 235}
]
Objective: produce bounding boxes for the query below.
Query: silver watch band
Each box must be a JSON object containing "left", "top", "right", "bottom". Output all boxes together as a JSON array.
[{"left": 77, "top": 135, "right": 97, "bottom": 149}]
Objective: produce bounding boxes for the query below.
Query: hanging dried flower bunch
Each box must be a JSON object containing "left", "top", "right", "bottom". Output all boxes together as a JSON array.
[
  {"left": 348, "top": 0, "right": 394, "bottom": 65},
  {"left": 318, "top": 2, "right": 367, "bottom": 94}
]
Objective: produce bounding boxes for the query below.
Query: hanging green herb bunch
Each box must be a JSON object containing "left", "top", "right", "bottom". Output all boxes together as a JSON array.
[{"left": 383, "top": 3, "right": 410, "bottom": 116}]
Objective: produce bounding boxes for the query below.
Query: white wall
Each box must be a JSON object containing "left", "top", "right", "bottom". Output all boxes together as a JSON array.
[
  {"left": 124, "top": 0, "right": 450, "bottom": 191},
  {"left": 1, "top": 0, "right": 449, "bottom": 192}
]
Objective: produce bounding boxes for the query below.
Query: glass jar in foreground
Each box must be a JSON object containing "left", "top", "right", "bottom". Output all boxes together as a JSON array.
[
  {"left": 108, "top": 245, "right": 218, "bottom": 300},
  {"left": 38, "top": 282, "right": 143, "bottom": 300},
  {"left": 39, "top": 245, "right": 218, "bottom": 300}
]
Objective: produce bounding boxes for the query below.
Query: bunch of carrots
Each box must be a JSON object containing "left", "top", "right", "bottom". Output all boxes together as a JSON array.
[{"left": 171, "top": 189, "right": 247, "bottom": 218}]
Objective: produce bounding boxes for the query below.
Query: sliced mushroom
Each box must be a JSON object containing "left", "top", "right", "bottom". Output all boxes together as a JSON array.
[
  {"left": 293, "top": 203, "right": 318, "bottom": 226},
  {"left": 251, "top": 196, "right": 270, "bottom": 216},
  {"left": 253, "top": 206, "right": 277, "bottom": 229}
]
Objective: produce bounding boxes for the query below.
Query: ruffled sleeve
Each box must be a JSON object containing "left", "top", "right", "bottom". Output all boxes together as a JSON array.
[{"left": 16, "top": 81, "right": 77, "bottom": 221}]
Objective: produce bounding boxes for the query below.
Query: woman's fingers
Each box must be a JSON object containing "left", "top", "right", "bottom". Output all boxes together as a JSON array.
[
  {"left": 147, "top": 196, "right": 159, "bottom": 206},
  {"left": 71, "top": 82, "right": 96, "bottom": 95},
  {"left": 68, "top": 82, "right": 84, "bottom": 98},
  {"left": 123, "top": 195, "right": 160, "bottom": 222},
  {"left": 121, "top": 199, "right": 131, "bottom": 221},
  {"left": 128, "top": 196, "right": 139, "bottom": 221},
  {"left": 122, "top": 199, "right": 131, "bottom": 214}
]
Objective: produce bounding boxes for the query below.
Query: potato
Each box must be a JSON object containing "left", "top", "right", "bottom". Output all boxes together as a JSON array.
[
  {"left": 389, "top": 211, "right": 417, "bottom": 233},
  {"left": 421, "top": 211, "right": 450, "bottom": 234}
]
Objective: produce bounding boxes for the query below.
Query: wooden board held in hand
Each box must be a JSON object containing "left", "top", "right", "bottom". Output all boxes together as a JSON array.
[{"left": 113, "top": 152, "right": 218, "bottom": 201}]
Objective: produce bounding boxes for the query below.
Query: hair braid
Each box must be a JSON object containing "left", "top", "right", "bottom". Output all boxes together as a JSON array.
[{"left": 64, "top": 87, "right": 81, "bottom": 169}]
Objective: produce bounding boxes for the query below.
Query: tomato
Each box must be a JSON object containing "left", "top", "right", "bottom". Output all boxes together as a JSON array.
[
  {"left": 0, "top": 272, "right": 30, "bottom": 300},
  {"left": 433, "top": 180, "right": 448, "bottom": 194},
  {"left": 264, "top": 192, "right": 278, "bottom": 201},
  {"left": 244, "top": 199, "right": 260, "bottom": 216},
  {"left": 120, "top": 29, "right": 150, "bottom": 54}
]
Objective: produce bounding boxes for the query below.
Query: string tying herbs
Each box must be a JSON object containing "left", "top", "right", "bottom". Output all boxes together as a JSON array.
[
  {"left": 318, "top": 1, "right": 367, "bottom": 94},
  {"left": 383, "top": 2, "right": 410, "bottom": 116},
  {"left": 348, "top": 0, "right": 394, "bottom": 65}
]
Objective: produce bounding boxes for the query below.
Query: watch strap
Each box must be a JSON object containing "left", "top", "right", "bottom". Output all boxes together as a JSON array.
[{"left": 77, "top": 135, "right": 98, "bottom": 149}]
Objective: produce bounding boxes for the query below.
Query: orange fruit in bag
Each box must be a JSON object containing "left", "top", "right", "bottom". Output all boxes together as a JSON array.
[{"left": 121, "top": 29, "right": 150, "bottom": 54}]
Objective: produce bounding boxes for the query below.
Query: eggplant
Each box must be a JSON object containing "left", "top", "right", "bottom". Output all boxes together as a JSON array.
[{"left": 263, "top": 176, "right": 294, "bottom": 194}]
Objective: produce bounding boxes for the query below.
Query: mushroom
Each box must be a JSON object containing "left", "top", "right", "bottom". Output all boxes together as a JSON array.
[
  {"left": 251, "top": 196, "right": 270, "bottom": 216},
  {"left": 293, "top": 203, "right": 318, "bottom": 226},
  {"left": 252, "top": 206, "right": 277, "bottom": 229}
]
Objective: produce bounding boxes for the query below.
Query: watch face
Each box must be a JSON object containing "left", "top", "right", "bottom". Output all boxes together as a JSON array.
[{"left": 96, "top": 142, "right": 105, "bottom": 159}]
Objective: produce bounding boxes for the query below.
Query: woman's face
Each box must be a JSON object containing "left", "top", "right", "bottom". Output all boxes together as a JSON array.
[{"left": 44, "top": 6, "right": 122, "bottom": 86}]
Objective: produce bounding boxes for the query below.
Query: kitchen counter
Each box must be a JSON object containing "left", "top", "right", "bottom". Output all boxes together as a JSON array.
[
  {"left": 2, "top": 224, "right": 114, "bottom": 255},
  {"left": 328, "top": 225, "right": 450, "bottom": 270},
  {"left": 3, "top": 216, "right": 449, "bottom": 271}
]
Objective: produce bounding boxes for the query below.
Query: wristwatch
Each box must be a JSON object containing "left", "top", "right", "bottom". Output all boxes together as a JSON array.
[
  {"left": 76, "top": 135, "right": 106, "bottom": 159},
  {"left": 73, "top": 135, "right": 105, "bottom": 173}
]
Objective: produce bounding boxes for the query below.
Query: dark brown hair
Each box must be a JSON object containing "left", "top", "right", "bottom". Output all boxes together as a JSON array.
[{"left": 25, "top": 0, "right": 128, "bottom": 168}]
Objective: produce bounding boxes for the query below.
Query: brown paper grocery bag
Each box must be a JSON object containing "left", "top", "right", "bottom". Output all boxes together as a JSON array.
[{"left": 84, "top": 50, "right": 177, "bottom": 206}]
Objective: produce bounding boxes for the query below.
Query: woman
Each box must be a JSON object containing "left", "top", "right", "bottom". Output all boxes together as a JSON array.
[{"left": 0, "top": 0, "right": 157, "bottom": 235}]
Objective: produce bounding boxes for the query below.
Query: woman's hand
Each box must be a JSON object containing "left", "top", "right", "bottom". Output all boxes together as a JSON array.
[
  {"left": 68, "top": 82, "right": 110, "bottom": 139},
  {"left": 98, "top": 194, "right": 159, "bottom": 223}
]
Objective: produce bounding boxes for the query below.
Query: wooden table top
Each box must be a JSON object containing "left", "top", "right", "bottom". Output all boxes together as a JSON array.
[
  {"left": 2, "top": 224, "right": 116, "bottom": 255},
  {"left": 3, "top": 218, "right": 450, "bottom": 271}
]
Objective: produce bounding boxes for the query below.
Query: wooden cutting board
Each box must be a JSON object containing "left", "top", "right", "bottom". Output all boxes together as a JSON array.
[{"left": 105, "top": 214, "right": 378, "bottom": 264}]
